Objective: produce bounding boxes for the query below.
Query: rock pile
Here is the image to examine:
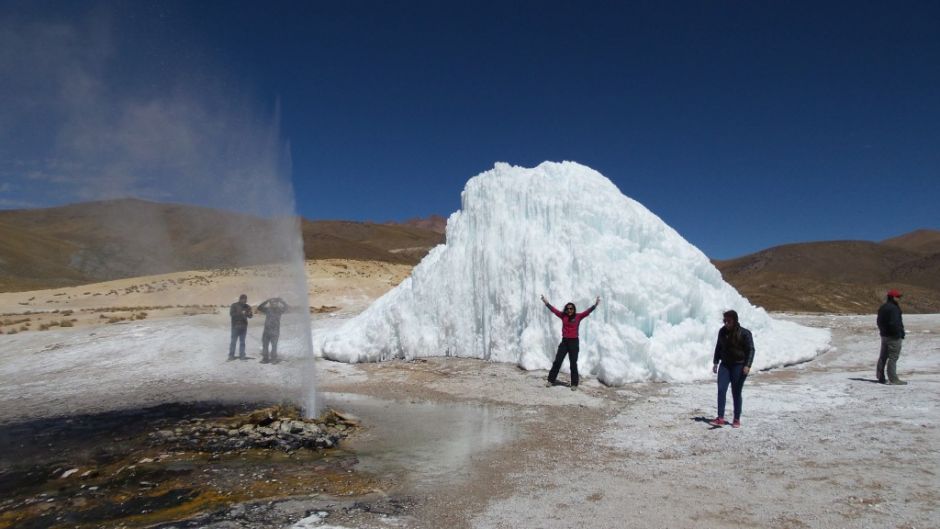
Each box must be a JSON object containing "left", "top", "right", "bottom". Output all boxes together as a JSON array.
[{"left": 148, "top": 405, "right": 360, "bottom": 453}]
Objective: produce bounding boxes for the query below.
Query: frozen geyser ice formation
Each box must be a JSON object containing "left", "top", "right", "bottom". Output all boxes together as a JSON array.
[{"left": 314, "top": 161, "right": 830, "bottom": 384}]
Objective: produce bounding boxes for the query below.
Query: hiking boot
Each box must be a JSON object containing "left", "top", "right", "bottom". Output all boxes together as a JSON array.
[
  {"left": 260, "top": 358, "right": 270, "bottom": 364},
  {"left": 709, "top": 417, "right": 727, "bottom": 427},
  {"left": 889, "top": 380, "right": 908, "bottom": 385},
  {"left": 570, "top": 385, "right": 578, "bottom": 392},
  {"left": 545, "top": 380, "right": 555, "bottom": 387},
  {"left": 731, "top": 419, "right": 741, "bottom": 428}
]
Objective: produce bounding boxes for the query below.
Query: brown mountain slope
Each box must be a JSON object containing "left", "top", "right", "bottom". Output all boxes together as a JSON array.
[
  {"left": 0, "top": 199, "right": 297, "bottom": 283},
  {"left": 0, "top": 199, "right": 443, "bottom": 292},
  {"left": 301, "top": 220, "right": 443, "bottom": 258},
  {"left": 0, "top": 222, "right": 87, "bottom": 291},
  {"left": 715, "top": 241, "right": 920, "bottom": 285},
  {"left": 300, "top": 231, "right": 414, "bottom": 264},
  {"left": 890, "top": 252, "right": 940, "bottom": 290},
  {"left": 881, "top": 229, "right": 940, "bottom": 254},
  {"left": 715, "top": 234, "right": 940, "bottom": 314},
  {"left": 2, "top": 199, "right": 935, "bottom": 314},
  {"left": 387, "top": 215, "right": 448, "bottom": 234}
]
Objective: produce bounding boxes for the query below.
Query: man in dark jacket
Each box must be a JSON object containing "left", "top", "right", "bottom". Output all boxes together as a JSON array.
[
  {"left": 876, "top": 289, "right": 907, "bottom": 385},
  {"left": 229, "top": 294, "right": 252, "bottom": 360}
]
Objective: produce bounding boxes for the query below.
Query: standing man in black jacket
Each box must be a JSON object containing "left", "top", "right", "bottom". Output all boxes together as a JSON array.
[
  {"left": 229, "top": 294, "right": 253, "bottom": 360},
  {"left": 876, "top": 289, "right": 907, "bottom": 385}
]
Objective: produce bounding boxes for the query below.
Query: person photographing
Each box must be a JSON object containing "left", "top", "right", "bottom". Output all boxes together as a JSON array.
[{"left": 228, "top": 294, "right": 253, "bottom": 360}]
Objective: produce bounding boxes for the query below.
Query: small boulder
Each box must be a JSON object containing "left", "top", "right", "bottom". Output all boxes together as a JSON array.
[{"left": 238, "top": 424, "right": 255, "bottom": 436}]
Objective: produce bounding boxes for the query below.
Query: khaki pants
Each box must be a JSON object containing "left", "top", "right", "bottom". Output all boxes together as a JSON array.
[{"left": 876, "top": 336, "right": 903, "bottom": 383}]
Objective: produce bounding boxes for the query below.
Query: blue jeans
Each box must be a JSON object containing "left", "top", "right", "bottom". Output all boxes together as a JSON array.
[
  {"left": 717, "top": 362, "right": 747, "bottom": 421},
  {"left": 229, "top": 325, "right": 247, "bottom": 358}
]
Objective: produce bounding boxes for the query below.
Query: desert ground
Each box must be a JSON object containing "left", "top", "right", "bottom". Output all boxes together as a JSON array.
[{"left": 0, "top": 260, "right": 938, "bottom": 529}]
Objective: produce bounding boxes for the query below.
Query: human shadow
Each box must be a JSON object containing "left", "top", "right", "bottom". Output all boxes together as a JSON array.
[
  {"left": 848, "top": 377, "right": 884, "bottom": 384},
  {"left": 691, "top": 416, "right": 723, "bottom": 430}
]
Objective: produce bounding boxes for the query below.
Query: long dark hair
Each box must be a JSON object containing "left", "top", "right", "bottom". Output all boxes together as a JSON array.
[
  {"left": 564, "top": 302, "right": 577, "bottom": 322},
  {"left": 723, "top": 310, "right": 742, "bottom": 347}
]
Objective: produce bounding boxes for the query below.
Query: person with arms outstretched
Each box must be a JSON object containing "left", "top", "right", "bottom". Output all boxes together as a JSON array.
[{"left": 542, "top": 294, "right": 599, "bottom": 391}]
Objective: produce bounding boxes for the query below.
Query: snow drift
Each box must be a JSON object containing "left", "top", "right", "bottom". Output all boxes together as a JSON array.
[{"left": 314, "top": 162, "right": 830, "bottom": 384}]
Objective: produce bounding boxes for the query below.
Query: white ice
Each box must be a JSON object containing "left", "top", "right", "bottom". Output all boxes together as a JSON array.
[{"left": 314, "top": 161, "right": 830, "bottom": 384}]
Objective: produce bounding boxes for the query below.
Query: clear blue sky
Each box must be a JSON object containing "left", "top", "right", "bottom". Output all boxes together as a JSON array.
[{"left": 1, "top": 1, "right": 937, "bottom": 259}]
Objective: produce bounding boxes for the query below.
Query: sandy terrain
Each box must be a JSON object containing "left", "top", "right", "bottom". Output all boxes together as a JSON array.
[
  {"left": 0, "top": 260, "right": 411, "bottom": 337},
  {"left": 0, "top": 261, "right": 938, "bottom": 529}
]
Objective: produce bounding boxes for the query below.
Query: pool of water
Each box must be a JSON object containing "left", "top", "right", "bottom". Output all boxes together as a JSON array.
[{"left": 322, "top": 392, "right": 518, "bottom": 486}]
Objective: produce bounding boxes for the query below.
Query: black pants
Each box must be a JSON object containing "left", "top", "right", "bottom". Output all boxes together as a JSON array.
[
  {"left": 262, "top": 330, "right": 280, "bottom": 360},
  {"left": 548, "top": 338, "right": 580, "bottom": 386}
]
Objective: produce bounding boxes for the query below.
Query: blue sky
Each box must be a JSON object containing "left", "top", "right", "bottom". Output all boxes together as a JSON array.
[{"left": 1, "top": 1, "right": 937, "bottom": 259}]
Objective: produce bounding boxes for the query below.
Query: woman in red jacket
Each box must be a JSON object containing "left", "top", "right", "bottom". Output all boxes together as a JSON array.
[{"left": 541, "top": 294, "right": 600, "bottom": 391}]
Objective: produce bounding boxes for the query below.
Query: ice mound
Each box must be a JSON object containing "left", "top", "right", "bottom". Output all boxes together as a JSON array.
[{"left": 314, "top": 161, "right": 830, "bottom": 384}]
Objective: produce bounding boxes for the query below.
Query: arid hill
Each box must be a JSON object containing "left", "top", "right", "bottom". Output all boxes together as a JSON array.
[
  {"left": 387, "top": 215, "right": 448, "bottom": 234},
  {"left": 2, "top": 199, "right": 936, "bottom": 313},
  {"left": 301, "top": 219, "right": 443, "bottom": 264},
  {"left": 881, "top": 229, "right": 940, "bottom": 255},
  {"left": 0, "top": 199, "right": 443, "bottom": 292},
  {"left": 715, "top": 230, "right": 940, "bottom": 314}
]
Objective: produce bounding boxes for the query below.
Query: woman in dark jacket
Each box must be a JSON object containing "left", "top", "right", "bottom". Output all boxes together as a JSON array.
[
  {"left": 541, "top": 294, "right": 600, "bottom": 391},
  {"left": 710, "top": 310, "right": 755, "bottom": 428}
]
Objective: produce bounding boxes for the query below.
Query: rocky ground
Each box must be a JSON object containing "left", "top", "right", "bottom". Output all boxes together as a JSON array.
[
  {"left": 1, "top": 264, "right": 938, "bottom": 529},
  {"left": 0, "top": 404, "right": 372, "bottom": 529}
]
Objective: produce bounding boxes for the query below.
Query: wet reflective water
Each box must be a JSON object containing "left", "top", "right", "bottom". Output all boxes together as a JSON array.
[{"left": 322, "top": 392, "right": 517, "bottom": 486}]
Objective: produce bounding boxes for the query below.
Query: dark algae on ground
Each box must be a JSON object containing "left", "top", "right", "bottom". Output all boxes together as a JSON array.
[{"left": 0, "top": 402, "right": 378, "bottom": 528}]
